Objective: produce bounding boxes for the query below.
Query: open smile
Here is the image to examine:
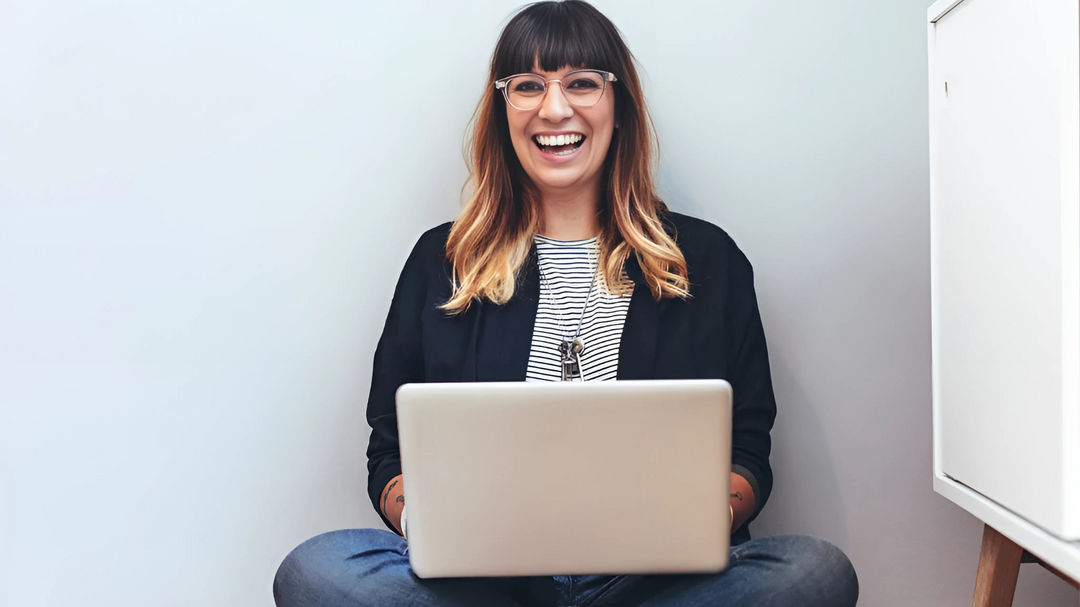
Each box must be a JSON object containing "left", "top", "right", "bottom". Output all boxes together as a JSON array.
[{"left": 532, "top": 133, "right": 586, "bottom": 157}]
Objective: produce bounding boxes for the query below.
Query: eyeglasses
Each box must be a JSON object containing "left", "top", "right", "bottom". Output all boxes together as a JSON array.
[{"left": 494, "top": 69, "right": 617, "bottom": 111}]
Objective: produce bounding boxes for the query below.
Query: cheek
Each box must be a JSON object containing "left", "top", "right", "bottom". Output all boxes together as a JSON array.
[
  {"left": 585, "top": 107, "right": 616, "bottom": 159},
  {"left": 506, "top": 114, "right": 531, "bottom": 148},
  {"left": 591, "top": 130, "right": 614, "bottom": 158},
  {"left": 588, "top": 127, "right": 615, "bottom": 162}
]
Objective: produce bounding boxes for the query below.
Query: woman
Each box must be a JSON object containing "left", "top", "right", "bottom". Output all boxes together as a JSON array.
[{"left": 275, "top": 2, "right": 858, "bottom": 605}]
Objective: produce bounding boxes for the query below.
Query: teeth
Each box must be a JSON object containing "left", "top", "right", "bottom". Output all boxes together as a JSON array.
[{"left": 535, "top": 134, "right": 583, "bottom": 146}]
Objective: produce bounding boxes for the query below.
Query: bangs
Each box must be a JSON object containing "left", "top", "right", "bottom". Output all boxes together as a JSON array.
[{"left": 494, "top": 1, "right": 625, "bottom": 77}]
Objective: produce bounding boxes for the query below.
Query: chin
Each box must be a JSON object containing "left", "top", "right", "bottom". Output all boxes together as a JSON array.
[
  {"left": 533, "top": 175, "right": 584, "bottom": 190},
  {"left": 527, "top": 165, "right": 595, "bottom": 191}
]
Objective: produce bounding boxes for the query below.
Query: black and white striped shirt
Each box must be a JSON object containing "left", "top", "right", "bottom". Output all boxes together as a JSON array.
[{"left": 525, "top": 235, "right": 632, "bottom": 382}]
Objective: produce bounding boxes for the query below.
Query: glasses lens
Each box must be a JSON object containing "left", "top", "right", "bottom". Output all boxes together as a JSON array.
[
  {"left": 502, "top": 71, "right": 609, "bottom": 109},
  {"left": 562, "top": 71, "right": 606, "bottom": 106},
  {"left": 506, "top": 75, "right": 546, "bottom": 110}
]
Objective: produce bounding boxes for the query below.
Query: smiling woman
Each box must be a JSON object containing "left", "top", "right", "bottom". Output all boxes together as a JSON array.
[
  {"left": 441, "top": 2, "right": 690, "bottom": 313},
  {"left": 272, "top": 2, "right": 859, "bottom": 606}
]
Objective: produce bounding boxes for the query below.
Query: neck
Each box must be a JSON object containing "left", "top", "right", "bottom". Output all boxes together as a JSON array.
[{"left": 536, "top": 184, "right": 602, "bottom": 241}]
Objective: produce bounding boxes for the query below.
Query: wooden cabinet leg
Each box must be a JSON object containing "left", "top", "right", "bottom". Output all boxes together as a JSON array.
[{"left": 972, "top": 524, "right": 1023, "bottom": 607}]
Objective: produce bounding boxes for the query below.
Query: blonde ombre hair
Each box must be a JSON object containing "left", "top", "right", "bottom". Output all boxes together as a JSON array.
[{"left": 441, "top": 0, "right": 689, "bottom": 313}]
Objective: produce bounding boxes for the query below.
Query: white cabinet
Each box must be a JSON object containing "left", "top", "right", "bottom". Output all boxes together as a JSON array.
[{"left": 928, "top": 0, "right": 1080, "bottom": 575}]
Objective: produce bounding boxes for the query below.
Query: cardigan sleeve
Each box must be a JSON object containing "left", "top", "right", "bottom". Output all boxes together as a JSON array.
[
  {"left": 365, "top": 235, "right": 430, "bottom": 531},
  {"left": 724, "top": 243, "right": 777, "bottom": 522}
]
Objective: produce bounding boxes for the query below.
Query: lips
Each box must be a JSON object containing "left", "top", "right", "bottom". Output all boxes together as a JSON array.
[{"left": 532, "top": 133, "right": 586, "bottom": 156}]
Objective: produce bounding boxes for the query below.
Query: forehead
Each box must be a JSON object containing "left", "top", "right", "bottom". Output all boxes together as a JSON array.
[{"left": 528, "top": 63, "right": 590, "bottom": 78}]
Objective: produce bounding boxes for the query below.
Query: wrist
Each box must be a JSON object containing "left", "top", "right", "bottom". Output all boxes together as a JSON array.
[{"left": 381, "top": 474, "right": 406, "bottom": 532}]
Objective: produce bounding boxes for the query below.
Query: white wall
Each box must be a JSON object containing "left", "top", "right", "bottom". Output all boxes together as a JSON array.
[{"left": 0, "top": 1, "right": 1075, "bottom": 606}]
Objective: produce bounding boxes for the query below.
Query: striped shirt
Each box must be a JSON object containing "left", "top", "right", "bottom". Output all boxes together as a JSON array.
[{"left": 525, "top": 235, "right": 632, "bottom": 382}]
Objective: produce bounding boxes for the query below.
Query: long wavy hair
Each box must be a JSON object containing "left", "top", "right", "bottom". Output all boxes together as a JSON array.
[{"left": 441, "top": 0, "right": 689, "bottom": 313}]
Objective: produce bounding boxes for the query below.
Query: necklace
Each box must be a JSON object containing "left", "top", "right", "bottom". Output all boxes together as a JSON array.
[{"left": 537, "top": 243, "right": 599, "bottom": 381}]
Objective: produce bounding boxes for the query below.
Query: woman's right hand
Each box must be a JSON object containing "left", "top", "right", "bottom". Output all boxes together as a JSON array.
[{"left": 380, "top": 474, "right": 406, "bottom": 536}]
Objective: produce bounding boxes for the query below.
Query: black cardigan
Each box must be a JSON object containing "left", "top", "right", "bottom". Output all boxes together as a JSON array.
[{"left": 365, "top": 211, "right": 777, "bottom": 546}]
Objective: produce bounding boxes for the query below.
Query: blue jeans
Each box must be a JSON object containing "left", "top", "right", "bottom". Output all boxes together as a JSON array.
[{"left": 274, "top": 529, "right": 858, "bottom": 606}]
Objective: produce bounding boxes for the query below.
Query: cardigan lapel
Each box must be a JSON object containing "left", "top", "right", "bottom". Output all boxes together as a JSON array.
[
  {"left": 473, "top": 249, "right": 540, "bottom": 382},
  {"left": 617, "top": 253, "right": 660, "bottom": 380}
]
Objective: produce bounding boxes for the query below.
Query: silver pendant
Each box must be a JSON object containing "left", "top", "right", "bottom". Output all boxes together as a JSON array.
[
  {"left": 558, "top": 339, "right": 584, "bottom": 381},
  {"left": 571, "top": 337, "right": 584, "bottom": 355}
]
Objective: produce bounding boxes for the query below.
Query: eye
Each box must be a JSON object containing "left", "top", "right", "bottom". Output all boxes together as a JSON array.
[
  {"left": 514, "top": 81, "right": 544, "bottom": 93},
  {"left": 566, "top": 78, "right": 601, "bottom": 90}
]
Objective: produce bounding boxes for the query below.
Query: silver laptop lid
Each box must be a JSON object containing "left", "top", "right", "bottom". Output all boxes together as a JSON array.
[{"left": 396, "top": 379, "right": 732, "bottom": 578}]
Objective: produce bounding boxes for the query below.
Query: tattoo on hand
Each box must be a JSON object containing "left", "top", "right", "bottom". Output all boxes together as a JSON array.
[
  {"left": 382, "top": 480, "right": 399, "bottom": 514},
  {"left": 731, "top": 491, "right": 743, "bottom": 502}
]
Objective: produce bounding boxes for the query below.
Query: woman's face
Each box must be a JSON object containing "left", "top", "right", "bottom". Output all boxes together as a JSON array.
[{"left": 505, "top": 65, "right": 616, "bottom": 198}]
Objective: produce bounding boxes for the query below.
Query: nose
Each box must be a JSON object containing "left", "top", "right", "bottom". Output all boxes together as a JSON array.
[{"left": 537, "top": 81, "right": 574, "bottom": 123}]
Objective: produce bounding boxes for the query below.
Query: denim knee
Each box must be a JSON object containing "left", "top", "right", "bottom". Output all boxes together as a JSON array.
[
  {"left": 784, "top": 534, "right": 859, "bottom": 607},
  {"left": 273, "top": 528, "right": 403, "bottom": 607},
  {"left": 274, "top": 530, "right": 344, "bottom": 606}
]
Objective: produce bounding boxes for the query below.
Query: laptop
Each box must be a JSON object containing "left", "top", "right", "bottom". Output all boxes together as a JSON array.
[{"left": 395, "top": 379, "right": 732, "bottom": 578}]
